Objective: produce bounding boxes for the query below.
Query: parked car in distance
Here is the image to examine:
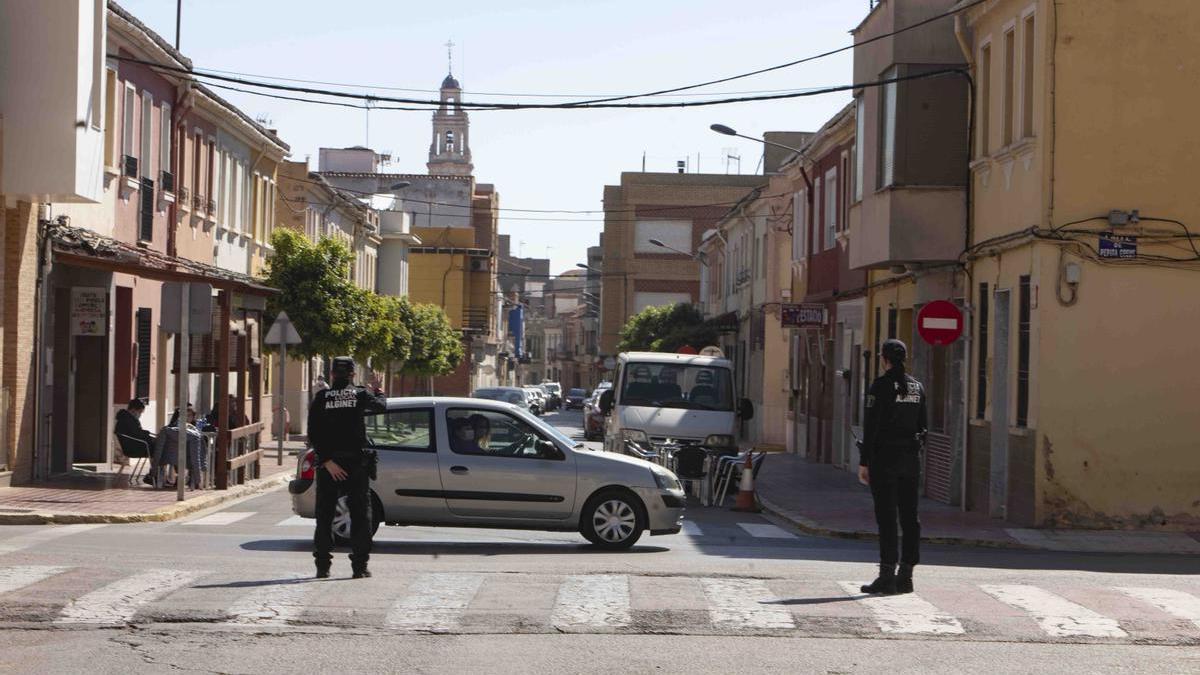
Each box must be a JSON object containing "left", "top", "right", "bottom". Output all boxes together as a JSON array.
[
  {"left": 540, "top": 382, "right": 562, "bottom": 411},
  {"left": 289, "top": 397, "right": 685, "bottom": 549},
  {"left": 472, "top": 387, "right": 537, "bottom": 415},
  {"left": 583, "top": 390, "right": 606, "bottom": 441},
  {"left": 523, "top": 386, "right": 546, "bottom": 415},
  {"left": 565, "top": 388, "right": 588, "bottom": 410}
]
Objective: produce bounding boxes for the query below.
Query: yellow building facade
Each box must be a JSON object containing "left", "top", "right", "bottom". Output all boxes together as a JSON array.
[{"left": 958, "top": 0, "right": 1200, "bottom": 527}]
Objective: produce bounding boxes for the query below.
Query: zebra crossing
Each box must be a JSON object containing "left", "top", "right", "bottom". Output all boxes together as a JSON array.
[{"left": 1, "top": 564, "right": 1196, "bottom": 643}]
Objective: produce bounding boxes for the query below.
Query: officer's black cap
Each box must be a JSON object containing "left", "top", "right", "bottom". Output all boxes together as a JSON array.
[
  {"left": 331, "top": 356, "right": 356, "bottom": 375},
  {"left": 881, "top": 339, "right": 907, "bottom": 362}
]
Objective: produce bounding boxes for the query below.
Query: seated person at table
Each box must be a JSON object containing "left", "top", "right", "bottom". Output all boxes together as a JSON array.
[
  {"left": 154, "top": 404, "right": 206, "bottom": 489},
  {"left": 205, "top": 395, "right": 249, "bottom": 431},
  {"left": 115, "top": 398, "right": 157, "bottom": 483}
]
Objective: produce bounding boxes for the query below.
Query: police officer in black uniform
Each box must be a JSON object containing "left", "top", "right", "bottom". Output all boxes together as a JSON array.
[
  {"left": 307, "top": 357, "right": 386, "bottom": 579},
  {"left": 858, "top": 339, "right": 927, "bottom": 595}
]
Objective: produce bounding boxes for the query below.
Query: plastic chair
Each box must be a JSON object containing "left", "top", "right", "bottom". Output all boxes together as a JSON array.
[
  {"left": 671, "top": 446, "right": 708, "bottom": 503},
  {"left": 715, "top": 452, "right": 766, "bottom": 506},
  {"left": 114, "top": 433, "right": 152, "bottom": 486}
]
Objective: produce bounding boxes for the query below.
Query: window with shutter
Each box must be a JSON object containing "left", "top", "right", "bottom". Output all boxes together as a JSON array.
[
  {"left": 139, "top": 176, "right": 155, "bottom": 242},
  {"left": 135, "top": 308, "right": 152, "bottom": 399},
  {"left": 141, "top": 93, "right": 153, "bottom": 179},
  {"left": 879, "top": 68, "right": 897, "bottom": 187},
  {"left": 854, "top": 97, "right": 865, "bottom": 201},
  {"left": 824, "top": 167, "right": 838, "bottom": 251}
]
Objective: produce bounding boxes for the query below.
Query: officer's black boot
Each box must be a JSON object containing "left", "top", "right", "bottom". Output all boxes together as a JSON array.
[
  {"left": 352, "top": 566, "right": 371, "bottom": 579},
  {"left": 315, "top": 564, "right": 330, "bottom": 579},
  {"left": 860, "top": 564, "right": 897, "bottom": 595},
  {"left": 895, "top": 563, "right": 914, "bottom": 594}
]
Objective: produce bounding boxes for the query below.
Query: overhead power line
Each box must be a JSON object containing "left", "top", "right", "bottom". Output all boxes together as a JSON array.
[{"left": 110, "top": 53, "right": 963, "bottom": 110}]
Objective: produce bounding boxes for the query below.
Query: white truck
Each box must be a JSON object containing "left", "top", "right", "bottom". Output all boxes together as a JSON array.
[{"left": 599, "top": 351, "right": 753, "bottom": 456}]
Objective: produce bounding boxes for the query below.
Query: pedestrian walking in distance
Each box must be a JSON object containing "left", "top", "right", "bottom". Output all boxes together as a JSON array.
[
  {"left": 307, "top": 357, "right": 386, "bottom": 579},
  {"left": 858, "top": 339, "right": 927, "bottom": 595}
]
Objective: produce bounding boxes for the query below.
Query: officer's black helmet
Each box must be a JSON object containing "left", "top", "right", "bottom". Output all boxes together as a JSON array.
[
  {"left": 881, "top": 339, "right": 907, "bottom": 363},
  {"left": 331, "top": 356, "right": 356, "bottom": 377}
]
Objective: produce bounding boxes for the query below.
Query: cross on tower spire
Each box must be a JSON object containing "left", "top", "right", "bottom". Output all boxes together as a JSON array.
[{"left": 445, "top": 39, "right": 455, "bottom": 74}]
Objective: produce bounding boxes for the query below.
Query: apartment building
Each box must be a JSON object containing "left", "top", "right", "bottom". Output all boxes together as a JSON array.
[
  {"left": 0, "top": 1, "right": 284, "bottom": 482},
  {"left": 599, "top": 172, "right": 764, "bottom": 359},
  {"left": 957, "top": 0, "right": 1200, "bottom": 527},
  {"left": 849, "top": 0, "right": 970, "bottom": 505},
  {"left": 780, "top": 103, "right": 867, "bottom": 468}
]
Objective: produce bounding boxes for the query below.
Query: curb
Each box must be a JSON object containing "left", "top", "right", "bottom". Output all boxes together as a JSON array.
[
  {"left": 756, "top": 492, "right": 1035, "bottom": 551},
  {"left": 0, "top": 473, "right": 290, "bottom": 525}
]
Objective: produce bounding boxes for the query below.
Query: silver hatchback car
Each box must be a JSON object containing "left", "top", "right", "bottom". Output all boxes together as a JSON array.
[{"left": 290, "top": 397, "right": 685, "bottom": 549}]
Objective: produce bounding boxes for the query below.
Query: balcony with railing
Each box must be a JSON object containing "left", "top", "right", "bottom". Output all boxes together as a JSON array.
[{"left": 462, "top": 306, "right": 490, "bottom": 333}]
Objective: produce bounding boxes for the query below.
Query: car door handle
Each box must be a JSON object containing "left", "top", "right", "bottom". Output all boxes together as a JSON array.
[{"left": 450, "top": 466, "right": 469, "bottom": 475}]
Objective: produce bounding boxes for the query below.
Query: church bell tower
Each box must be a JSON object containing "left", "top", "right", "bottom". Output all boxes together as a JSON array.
[{"left": 427, "top": 43, "right": 473, "bottom": 176}]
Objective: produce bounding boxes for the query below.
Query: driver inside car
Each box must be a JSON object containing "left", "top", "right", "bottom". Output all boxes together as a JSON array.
[{"left": 468, "top": 414, "right": 492, "bottom": 453}]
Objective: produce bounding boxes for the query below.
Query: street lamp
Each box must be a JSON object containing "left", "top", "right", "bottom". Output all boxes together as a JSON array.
[
  {"left": 709, "top": 123, "right": 812, "bottom": 192},
  {"left": 648, "top": 238, "right": 708, "bottom": 267}
]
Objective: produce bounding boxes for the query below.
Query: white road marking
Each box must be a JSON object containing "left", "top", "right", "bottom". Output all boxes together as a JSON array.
[
  {"left": 0, "top": 524, "right": 106, "bottom": 555},
  {"left": 0, "top": 566, "right": 69, "bottom": 595},
  {"left": 385, "top": 573, "right": 485, "bottom": 632},
  {"left": 681, "top": 521, "right": 704, "bottom": 537},
  {"left": 552, "top": 575, "right": 631, "bottom": 630},
  {"left": 980, "top": 584, "right": 1127, "bottom": 638},
  {"left": 838, "top": 582, "right": 964, "bottom": 634},
  {"left": 736, "top": 523, "right": 797, "bottom": 539},
  {"left": 183, "top": 511, "right": 255, "bottom": 526},
  {"left": 701, "top": 578, "right": 795, "bottom": 630},
  {"left": 1117, "top": 587, "right": 1200, "bottom": 629},
  {"left": 56, "top": 569, "right": 202, "bottom": 625},
  {"left": 223, "top": 574, "right": 312, "bottom": 626},
  {"left": 274, "top": 516, "right": 310, "bottom": 527}
]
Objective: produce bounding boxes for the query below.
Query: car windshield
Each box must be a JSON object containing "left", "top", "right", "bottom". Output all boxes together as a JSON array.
[
  {"left": 618, "top": 362, "right": 735, "bottom": 411},
  {"left": 475, "top": 389, "right": 526, "bottom": 405},
  {"left": 568, "top": 389, "right": 586, "bottom": 397}
]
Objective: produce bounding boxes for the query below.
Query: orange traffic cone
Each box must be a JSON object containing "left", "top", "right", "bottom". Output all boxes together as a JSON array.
[{"left": 731, "top": 452, "right": 761, "bottom": 513}]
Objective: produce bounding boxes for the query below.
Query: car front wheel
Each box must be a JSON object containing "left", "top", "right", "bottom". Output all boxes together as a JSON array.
[
  {"left": 331, "top": 491, "right": 383, "bottom": 545},
  {"left": 580, "top": 489, "right": 645, "bottom": 549}
]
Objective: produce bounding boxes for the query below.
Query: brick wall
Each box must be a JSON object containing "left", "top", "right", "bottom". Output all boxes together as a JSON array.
[{"left": 3, "top": 201, "right": 39, "bottom": 481}]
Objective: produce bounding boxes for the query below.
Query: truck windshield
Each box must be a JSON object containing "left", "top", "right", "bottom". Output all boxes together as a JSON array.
[{"left": 618, "top": 362, "right": 734, "bottom": 411}]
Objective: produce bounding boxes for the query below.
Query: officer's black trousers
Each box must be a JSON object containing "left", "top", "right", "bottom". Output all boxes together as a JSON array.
[
  {"left": 869, "top": 451, "right": 921, "bottom": 567},
  {"left": 313, "top": 457, "right": 372, "bottom": 570}
]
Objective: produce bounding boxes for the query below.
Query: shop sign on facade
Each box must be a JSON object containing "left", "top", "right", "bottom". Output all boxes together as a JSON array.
[
  {"left": 70, "top": 287, "right": 107, "bottom": 336},
  {"left": 781, "top": 303, "right": 826, "bottom": 328}
]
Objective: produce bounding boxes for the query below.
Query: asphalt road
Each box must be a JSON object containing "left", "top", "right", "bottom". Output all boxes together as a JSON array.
[{"left": 0, "top": 409, "right": 1197, "bottom": 674}]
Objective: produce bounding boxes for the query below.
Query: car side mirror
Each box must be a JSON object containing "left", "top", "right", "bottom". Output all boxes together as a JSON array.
[
  {"left": 738, "top": 398, "right": 754, "bottom": 421},
  {"left": 535, "top": 439, "right": 563, "bottom": 460},
  {"left": 599, "top": 390, "right": 614, "bottom": 415}
]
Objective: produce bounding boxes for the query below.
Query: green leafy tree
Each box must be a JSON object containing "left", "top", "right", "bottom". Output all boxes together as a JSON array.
[
  {"left": 617, "top": 302, "right": 718, "bottom": 353},
  {"left": 263, "top": 228, "right": 360, "bottom": 360},
  {"left": 400, "top": 301, "right": 464, "bottom": 377}
]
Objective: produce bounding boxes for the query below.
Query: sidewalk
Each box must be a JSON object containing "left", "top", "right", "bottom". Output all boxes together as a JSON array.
[
  {"left": 0, "top": 441, "right": 306, "bottom": 525},
  {"left": 755, "top": 452, "right": 1200, "bottom": 555}
]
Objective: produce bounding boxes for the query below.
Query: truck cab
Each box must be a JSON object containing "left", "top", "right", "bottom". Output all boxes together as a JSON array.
[{"left": 600, "top": 351, "right": 753, "bottom": 456}]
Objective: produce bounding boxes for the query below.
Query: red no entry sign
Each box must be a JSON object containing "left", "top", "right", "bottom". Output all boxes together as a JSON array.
[{"left": 917, "top": 300, "right": 963, "bottom": 346}]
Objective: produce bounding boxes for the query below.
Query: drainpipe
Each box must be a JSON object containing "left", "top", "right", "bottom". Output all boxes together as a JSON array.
[
  {"left": 32, "top": 204, "right": 54, "bottom": 480},
  {"left": 955, "top": 14, "right": 976, "bottom": 511}
]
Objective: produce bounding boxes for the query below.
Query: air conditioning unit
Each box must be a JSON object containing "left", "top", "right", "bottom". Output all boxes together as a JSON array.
[{"left": 470, "top": 258, "right": 490, "bottom": 272}]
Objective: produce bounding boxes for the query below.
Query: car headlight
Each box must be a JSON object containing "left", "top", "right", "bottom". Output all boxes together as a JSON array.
[
  {"left": 649, "top": 465, "right": 683, "bottom": 492},
  {"left": 704, "top": 434, "right": 736, "bottom": 449},
  {"left": 622, "top": 428, "right": 649, "bottom": 445}
]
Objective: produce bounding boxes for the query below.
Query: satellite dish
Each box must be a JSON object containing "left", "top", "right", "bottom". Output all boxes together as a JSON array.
[{"left": 699, "top": 346, "right": 725, "bottom": 358}]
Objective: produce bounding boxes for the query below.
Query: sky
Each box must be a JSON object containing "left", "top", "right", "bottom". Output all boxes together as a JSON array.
[{"left": 116, "top": 0, "right": 866, "bottom": 275}]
